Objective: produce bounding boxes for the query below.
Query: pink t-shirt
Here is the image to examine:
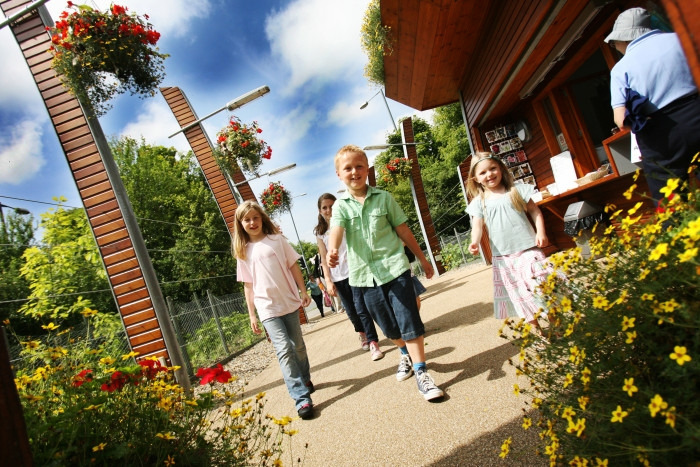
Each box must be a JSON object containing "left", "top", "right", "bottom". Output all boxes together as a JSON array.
[{"left": 236, "top": 234, "right": 302, "bottom": 322}]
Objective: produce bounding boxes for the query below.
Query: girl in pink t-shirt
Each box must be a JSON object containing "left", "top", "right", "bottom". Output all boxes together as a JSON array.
[{"left": 233, "top": 201, "right": 315, "bottom": 420}]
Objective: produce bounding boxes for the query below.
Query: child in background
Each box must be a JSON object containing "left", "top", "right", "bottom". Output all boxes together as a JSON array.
[
  {"left": 327, "top": 145, "right": 443, "bottom": 401},
  {"left": 306, "top": 274, "right": 325, "bottom": 318},
  {"left": 466, "top": 152, "right": 549, "bottom": 334},
  {"left": 314, "top": 193, "right": 384, "bottom": 361},
  {"left": 233, "top": 201, "right": 315, "bottom": 419}
]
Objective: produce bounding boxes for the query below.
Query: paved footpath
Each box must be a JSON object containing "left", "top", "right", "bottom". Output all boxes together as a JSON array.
[{"left": 241, "top": 264, "right": 546, "bottom": 466}]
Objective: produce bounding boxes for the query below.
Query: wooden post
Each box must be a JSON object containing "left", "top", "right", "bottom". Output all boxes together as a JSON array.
[{"left": 0, "top": 327, "right": 33, "bottom": 466}]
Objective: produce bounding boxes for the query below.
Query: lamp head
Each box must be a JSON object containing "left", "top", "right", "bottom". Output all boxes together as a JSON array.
[
  {"left": 226, "top": 85, "right": 270, "bottom": 111},
  {"left": 360, "top": 102, "right": 369, "bottom": 110}
]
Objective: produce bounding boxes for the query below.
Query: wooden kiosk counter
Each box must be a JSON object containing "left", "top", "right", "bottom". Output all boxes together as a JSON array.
[{"left": 379, "top": 0, "right": 695, "bottom": 262}]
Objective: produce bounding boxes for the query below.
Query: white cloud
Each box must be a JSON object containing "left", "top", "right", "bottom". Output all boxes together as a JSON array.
[
  {"left": 265, "top": 0, "right": 369, "bottom": 93},
  {"left": 0, "top": 29, "right": 50, "bottom": 116},
  {"left": 0, "top": 120, "right": 45, "bottom": 184},
  {"left": 119, "top": 100, "right": 191, "bottom": 152}
]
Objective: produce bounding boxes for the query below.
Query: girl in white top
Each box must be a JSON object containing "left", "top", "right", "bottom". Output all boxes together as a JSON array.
[
  {"left": 233, "top": 201, "right": 315, "bottom": 419},
  {"left": 466, "top": 152, "right": 550, "bottom": 333},
  {"left": 314, "top": 193, "right": 384, "bottom": 361}
]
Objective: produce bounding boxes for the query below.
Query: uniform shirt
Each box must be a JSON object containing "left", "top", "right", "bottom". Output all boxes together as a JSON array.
[
  {"left": 610, "top": 30, "right": 697, "bottom": 112},
  {"left": 236, "top": 234, "right": 302, "bottom": 322},
  {"left": 317, "top": 230, "right": 350, "bottom": 283},
  {"left": 330, "top": 185, "right": 409, "bottom": 287},
  {"left": 466, "top": 184, "right": 537, "bottom": 257}
]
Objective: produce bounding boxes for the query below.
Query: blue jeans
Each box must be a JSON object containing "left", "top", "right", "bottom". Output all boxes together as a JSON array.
[
  {"left": 355, "top": 270, "right": 425, "bottom": 341},
  {"left": 263, "top": 310, "right": 312, "bottom": 410},
  {"left": 334, "top": 278, "right": 379, "bottom": 343}
]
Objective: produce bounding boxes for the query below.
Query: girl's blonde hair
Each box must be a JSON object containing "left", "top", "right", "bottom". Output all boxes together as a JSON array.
[
  {"left": 466, "top": 151, "right": 527, "bottom": 212},
  {"left": 232, "top": 200, "right": 280, "bottom": 260},
  {"left": 313, "top": 193, "right": 336, "bottom": 236}
]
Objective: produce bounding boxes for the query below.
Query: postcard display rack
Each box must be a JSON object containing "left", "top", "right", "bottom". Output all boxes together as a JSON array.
[{"left": 485, "top": 124, "right": 536, "bottom": 187}]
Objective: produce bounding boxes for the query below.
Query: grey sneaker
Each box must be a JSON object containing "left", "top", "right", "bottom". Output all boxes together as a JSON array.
[
  {"left": 359, "top": 332, "right": 369, "bottom": 351},
  {"left": 416, "top": 370, "right": 444, "bottom": 401},
  {"left": 396, "top": 354, "right": 413, "bottom": 381}
]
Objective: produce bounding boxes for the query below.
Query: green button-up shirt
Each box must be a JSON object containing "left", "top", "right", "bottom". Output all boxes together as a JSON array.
[{"left": 330, "top": 185, "right": 409, "bottom": 287}]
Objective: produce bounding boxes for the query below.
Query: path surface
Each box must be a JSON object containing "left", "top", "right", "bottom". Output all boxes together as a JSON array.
[{"left": 239, "top": 264, "right": 545, "bottom": 466}]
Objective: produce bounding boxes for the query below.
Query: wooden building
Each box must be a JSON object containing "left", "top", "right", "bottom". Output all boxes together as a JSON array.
[{"left": 381, "top": 0, "right": 700, "bottom": 260}]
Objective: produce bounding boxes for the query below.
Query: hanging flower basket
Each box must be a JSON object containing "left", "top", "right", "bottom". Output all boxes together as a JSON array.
[
  {"left": 47, "top": 2, "right": 168, "bottom": 116},
  {"left": 260, "top": 182, "right": 291, "bottom": 218},
  {"left": 381, "top": 157, "right": 412, "bottom": 184},
  {"left": 215, "top": 116, "right": 272, "bottom": 176}
]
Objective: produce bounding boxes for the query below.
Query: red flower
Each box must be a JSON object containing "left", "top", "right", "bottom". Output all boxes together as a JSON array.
[
  {"left": 217, "top": 134, "right": 227, "bottom": 143},
  {"left": 196, "top": 363, "right": 232, "bottom": 385},
  {"left": 256, "top": 128, "right": 263, "bottom": 133},
  {"left": 101, "top": 370, "right": 129, "bottom": 392},
  {"left": 72, "top": 369, "right": 93, "bottom": 387},
  {"left": 138, "top": 359, "right": 166, "bottom": 379},
  {"left": 111, "top": 4, "right": 127, "bottom": 15}
]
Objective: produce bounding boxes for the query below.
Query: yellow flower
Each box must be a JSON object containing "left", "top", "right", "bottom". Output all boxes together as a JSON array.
[
  {"left": 627, "top": 201, "right": 643, "bottom": 215},
  {"left": 638, "top": 269, "right": 650, "bottom": 280},
  {"left": 623, "top": 378, "right": 638, "bottom": 397},
  {"left": 621, "top": 316, "right": 635, "bottom": 331},
  {"left": 610, "top": 405, "right": 628, "bottom": 423},
  {"left": 669, "top": 346, "right": 692, "bottom": 365},
  {"left": 595, "top": 458, "right": 609, "bottom": 466},
  {"left": 678, "top": 247, "right": 697, "bottom": 262},
  {"left": 592, "top": 296, "right": 609, "bottom": 309},
  {"left": 22, "top": 340, "right": 41, "bottom": 349},
  {"left": 560, "top": 296, "right": 572, "bottom": 311},
  {"left": 92, "top": 443, "right": 106, "bottom": 452},
  {"left": 563, "top": 373, "right": 573, "bottom": 388},
  {"left": 648, "top": 394, "right": 668, "bottom": 417},
  {"left": 641, "top": 293, "right": 655, "bottom": 301},
  {"left": 41, "top": 322, "right": 59, "bottom": 331},
  {"left": 121, "top": 351, "right": 140, "bottom": 361},
  {"left": 99, "top": 357, "right": 116, "bottom": 365},
  {"left": 659, "top": 299, "right": 680, "bottom": 313},
  {"left": 566, "top": 418, "right": 586, "bottom": 437},
  {"left": 649, "top": 243, "right": 669, "bottom": 261},
  {"left": 156, "top": 432, "right": 175, "bottom": 440},
  {"left": 513, "top": 384, "right": 520, "bottom": 395},
  {"left": 532, "top": 397, "right": 543, "bottom": 408},
  {"left": 80, "top": 307, "right": 98, "bottom": 317},
  {"left": 623, "top": 184, "right": 637, "bottom": 200},
  {"left": 522, "top": 417, "right": 532, "bottom": 430},
  {"left": 663, "top": 407, "right": 677, "bottom": 429},
  {"left": 499, "top": 437, "right": 512, "bottom": 458},
  {"left": 561, "top": 406, "right": 576, "bottom": 420},
  {"left": 164, "top": 455, "right": 176, "bottom": 466},
  {"left": 659, "top": 178, "right": 680, "bottom": 198},
  {"left": 578, "top": 395, "right": 590, "bottom": 411},
  {"left": 625, "top": 331, "right": 637, "bottom": 344}
]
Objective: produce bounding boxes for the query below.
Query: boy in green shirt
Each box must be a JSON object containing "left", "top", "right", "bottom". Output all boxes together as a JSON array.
[{"left": 327, "top": 144, "right": 443, "bottom": 401}]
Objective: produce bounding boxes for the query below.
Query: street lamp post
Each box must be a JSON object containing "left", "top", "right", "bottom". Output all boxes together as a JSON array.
[
  {"left": 0, "top": 202, "right": 30, "bottom": 241},
  {"left": 360, "top": 88, "right": 398, "bottom": 131},
  {"left": 287, "top": 193, "right": 311, "bottom": 277}
]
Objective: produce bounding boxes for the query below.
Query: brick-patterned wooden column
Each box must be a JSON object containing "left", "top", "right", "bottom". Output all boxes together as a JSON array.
[
  {"left": 401, "top": 119, "right": 446, "bottom": 275},
  {"left": 0, "top": 1, "right": 182, "bottom": 366},
  {"left": 160, "top": 87, "right": 258, "bottom": 233}
]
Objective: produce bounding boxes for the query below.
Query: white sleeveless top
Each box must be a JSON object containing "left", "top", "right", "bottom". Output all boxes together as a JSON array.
[{"left": 318, "top": 230, "right": 350, "bottom": 282}]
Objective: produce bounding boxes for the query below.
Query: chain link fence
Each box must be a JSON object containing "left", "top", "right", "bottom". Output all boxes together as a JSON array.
[
  {"left": 166, "top": 291, "right": 264, "bottom": 378},
  {"left": 437, "top": 228, "right": 483, "bottom": 271}
]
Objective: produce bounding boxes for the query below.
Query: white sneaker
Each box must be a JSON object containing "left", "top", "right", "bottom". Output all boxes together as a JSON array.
[
  {"left": 396, "top": 354, "right": 413, "bottom": 381},
  {"left": 369, "top": 341, "right": 384, "bottom": 361}
]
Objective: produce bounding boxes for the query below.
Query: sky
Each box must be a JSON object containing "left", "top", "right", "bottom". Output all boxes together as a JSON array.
[{"left": 0, "top": 0, "right": 432, "bottom": 246}]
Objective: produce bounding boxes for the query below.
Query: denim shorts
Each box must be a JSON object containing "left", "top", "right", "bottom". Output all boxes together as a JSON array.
[{"left": 355, "top": 269, "right": 424, "bottom": 341}]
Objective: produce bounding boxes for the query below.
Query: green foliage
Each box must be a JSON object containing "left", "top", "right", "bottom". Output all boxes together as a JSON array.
[
  {"left": 186, "top": 313, "right": 263, "bottom": 369},
  {"left": 360, "top": 0, "right": 392, "bottom": 86},
  {"left": 19, "top": 201, "right": 113, "bottom": 322},
  {"left": 502, "top": 178, "right": 700, "bottom": 465},
  {"left": 439, "top": 242, "right": 475, "bottom": 271},
  {"left": 10, "top": 318, "right": 298, "bottom": 466},
  {"left": 111, "top": 137, "right": 238, "bottom": 302},
  {"left": 0, "top": 210, "right": 34, "bottom": 334}
]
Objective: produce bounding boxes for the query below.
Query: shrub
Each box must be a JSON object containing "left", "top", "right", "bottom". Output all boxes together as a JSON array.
[
  {"left": 501, "top": 174, "right": 699, "bottom": 466},
  {"left": 186, "top": 313, "right": 264, "bottom": 369},
  {"left": 10, "top": 316, "right": 300, "bottom": 466},
  {"left": 440, "top": 242, "right": 469, "bottom": 271}
]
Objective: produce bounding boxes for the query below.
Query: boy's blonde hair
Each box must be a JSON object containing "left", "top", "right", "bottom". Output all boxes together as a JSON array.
[
  {"left": 466, "top": 151, "right": 527, "bottom": 212},
  {"left": 232, "top": 200, "right": 280, "bottom": 260},
  {"left": 334, "top": 144, "right": 368, "bottom": 169}
]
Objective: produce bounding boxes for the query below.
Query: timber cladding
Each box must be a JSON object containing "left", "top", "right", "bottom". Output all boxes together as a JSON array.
[
  {"left": 1, "top": 0, "right": 169, "bottom": 361},
  {"left": 160, "top": 87, "right": 258, "bottom": 233}
]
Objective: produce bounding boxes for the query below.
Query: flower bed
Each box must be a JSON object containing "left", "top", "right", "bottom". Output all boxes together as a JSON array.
[
  {"left": 47, "top": 2, "right": 167, "bottom": 116},
  {"left": 260, "top": 182, "right": 291, "bottom": 218},
  {"left": 500, "top": 173, "right": 700, "bottom": 465},
  {"left": 216, "top": 116, "right": 272, "bottom": 175}
]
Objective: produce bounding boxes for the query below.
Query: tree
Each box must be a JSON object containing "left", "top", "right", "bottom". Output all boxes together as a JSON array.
[
  {"left": 0, "top": 210, "right": 35, "bottom": 334},
  {"left": 360, "top": 0, "right": 391, "bottom": 86},
  {"left": 110, "top": 137, "right": 238, "bottom": 302},
  {"left": 19, "top": 200, "right": 113, "bottom": 323}
]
